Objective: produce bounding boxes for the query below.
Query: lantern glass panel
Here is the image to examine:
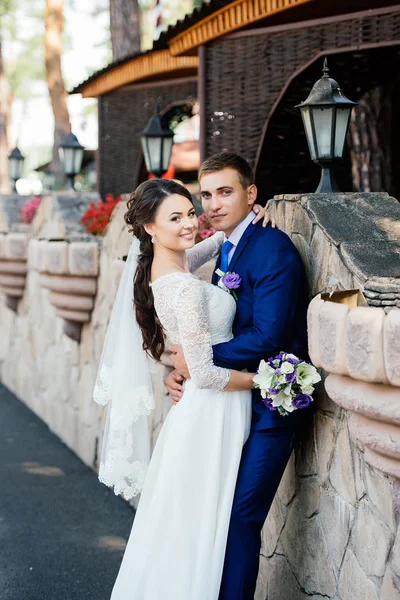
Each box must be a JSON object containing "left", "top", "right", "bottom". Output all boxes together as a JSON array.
[
  {"left": 300, "top": 107, "right": 316, "bottom": 160},
  {"left": 140, "top": 137, "right": 151, "bottom": 173},
  {"left": 147, "top": 137, "right": 162, "bottom": 175},
  {"left": 161, "top": 136, "right": 173, "bottom": 173},
  {"left": 9, "top": 157, "right": 23, "bottom": 181},
  {"left": 73, "top": 148, "right": 84, "bottom": 175},
  {"left": 312, "top": 107, "right": 334, "bottom": 159},
  {"left": 334, "top": 107, "right": 351, "bottom": 158}
]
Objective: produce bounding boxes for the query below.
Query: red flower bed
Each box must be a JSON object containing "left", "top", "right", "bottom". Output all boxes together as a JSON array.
[{"left": 80, "top": 194, "right": 121, "bottom": 235}]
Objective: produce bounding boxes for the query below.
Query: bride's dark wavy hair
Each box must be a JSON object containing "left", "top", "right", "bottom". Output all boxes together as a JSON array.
[{"left": 125, "top": 179, "right": 194, "bottom": 361}]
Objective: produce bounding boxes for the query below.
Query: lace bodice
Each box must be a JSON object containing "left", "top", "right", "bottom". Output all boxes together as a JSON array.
[{"left": 152, "top": 273, "right": 236, "bottom": 391}]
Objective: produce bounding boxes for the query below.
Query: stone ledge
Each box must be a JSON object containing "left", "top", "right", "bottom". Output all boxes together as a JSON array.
[
  {"left": 271, "top": 193, "right": 400, "bottom": 301},
  {"left": 0, "top": 232, "right": 29, "bottom": 312},
  {"left": 31, "top": 237, "right": 100, "bottom": 342},
  {"left": 326, "top": 374, "right": 400, "bottom": 480},
  {"left": 308, "top": 295, "right": 399, "bottom": 386}
]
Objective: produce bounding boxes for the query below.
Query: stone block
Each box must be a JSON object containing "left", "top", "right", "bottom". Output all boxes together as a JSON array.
[
  {"left": 292, "top": 233, "right": 312, "bottom": 289},
  {"left": 27, "top": 238, "right": 39, "bottom": 270},
  {"left": 291, "top": 203, "right": 314, "bottom": 242},
  {"left": 381, "top": 568, "right": 400, "bottom": 600},
  {"left": 0, "top": 260, "right": 27, "bottom": 275},
  {"left": 319, "top": 300, "right": 349, "bottom": 374},
  {"left": 328, "top": 246, "right": 354, "bottom": 291},
  {"left": 338, "top": 549, "right": 380, "bottom": 600},
  {"left": 68, "top": 242, "right": 99, "bottom": 276},
  {"left": 5, "top": 233, "right": 28, "bottom": 260},
  {"left": 310, "top": 226, "right": 331, "bottom": 296},
  {"left": 281, "top": 501, "right": 336, "bottom": 596},
  {"left": 46, "top": 241, "right": 69, "bottom": 274},
  {"left": 37, "top": 239, "right": 48, "bottom": 272},
  {"left": 329, "top": 421, "right": 357, "bottom": 506},
  {"left": 0, "top": 273, "right": 25, "bottom": 287},
  {"left": 262, "top": 554, "right": 308, "bottom": 600},
  {"left": 319, "top": 489, "right": 355, "bottom": 570},
  {"left": 50, "top": 292, "right": 94, "bottom": 312},
  {"left": 56, "top": 307, "right": 90, "bottom": 323},
  {"left": 364, "top": 463, "right": 396, "bottom": 531},
  {"left": 364, "top": 449, "right": 400, "bottom": 481},
  {"left": 325, "top": 374, "right": 400, "bottom": 426},
  {"left": 349, "top": 414, "right": 400, "bottom": 476},
  {"left": 354, "top": 449, "right": 366, "bottom": 501},
  {"left": 42, "top": 274, "right": 97, "bottom": 296},
  {"left": 277, "top": 453, "right": 296, "bottom": 506},
  {"left": 384, "top": 309, "right": 400, "bottom": 386},
  {"left": 391, "top": 527, "right": 400, "bottom": 575},
  {"left": 315, "top": 411, "right": 337, "bottom": 483},
  {"left": 346, "top": 307, "right": 387, "bottom": 383},
  {"left": 298, "top": 479, "right": 320, "bottom": 518},
  {"left": 295, "top": 434, "right": 318, "bottom": 477},
  {"left": 351, "top": 500, "right": 392, "bottom": 578},
  {"left": 262, "top": 496, "right": 286, "bottom": 558}
]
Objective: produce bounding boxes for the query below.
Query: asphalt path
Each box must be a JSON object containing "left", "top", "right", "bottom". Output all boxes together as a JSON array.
[{"left": 0, "top": 384, "right": 134, "bottom": 600}]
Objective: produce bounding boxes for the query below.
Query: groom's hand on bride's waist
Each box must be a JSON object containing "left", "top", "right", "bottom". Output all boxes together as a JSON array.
[{"left": 165, "top": 369, "right": 185, "bottom": 404}]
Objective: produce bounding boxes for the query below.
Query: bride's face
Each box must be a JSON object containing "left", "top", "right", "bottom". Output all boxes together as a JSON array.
[{"left": 146, "top": 194, "right": 198, "bottom": 251}]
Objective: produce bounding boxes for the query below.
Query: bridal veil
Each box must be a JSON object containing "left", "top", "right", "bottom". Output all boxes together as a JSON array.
[{"left": 93, "top": 238, "right": 155, "bottom": 500}]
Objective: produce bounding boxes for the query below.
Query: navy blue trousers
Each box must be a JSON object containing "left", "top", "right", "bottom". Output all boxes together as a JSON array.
[{"left": 218, "top": 426, "right": 296, "bottom": 600}]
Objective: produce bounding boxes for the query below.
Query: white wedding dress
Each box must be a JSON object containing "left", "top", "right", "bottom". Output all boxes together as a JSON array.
[{"left": 110, "top": 235, "right": 252, "bottom": 600}]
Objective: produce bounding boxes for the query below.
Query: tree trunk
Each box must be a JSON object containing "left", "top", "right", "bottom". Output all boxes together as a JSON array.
[
  {"left": 0, "top": 38, "right": 11, "bottom": 193},
  {"left": 348, "top": 83, "right": 393, "bottom": 194},
  {"left": 110, "top": 0, "right": 140, "bottom": 61},
  {"left": 44, "top": 0, "right": 70, "bottom": 187}
]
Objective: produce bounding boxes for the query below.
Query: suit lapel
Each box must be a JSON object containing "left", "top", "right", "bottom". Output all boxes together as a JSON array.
[
  {"left": 228, "top": 222, "right": 257, "bottom": 274},
  {"left": 212, "top": 253, "right": 222, "bottom": 286}
]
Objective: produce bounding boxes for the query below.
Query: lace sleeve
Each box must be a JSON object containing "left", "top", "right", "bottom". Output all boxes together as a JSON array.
[
  {"left": 174, "top": 278, "right": 230, "bottom": 391},
  {"left": 186, "top": 231, "right": 224, "bottom": 273}
]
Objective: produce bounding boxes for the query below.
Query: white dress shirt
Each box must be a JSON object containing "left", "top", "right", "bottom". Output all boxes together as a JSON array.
[{"left": 224, "top": 210, "right": 256, "bottom": 265}]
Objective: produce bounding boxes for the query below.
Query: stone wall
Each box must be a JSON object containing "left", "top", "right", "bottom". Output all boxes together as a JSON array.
[
  {"left": 1, "top": 191, "right": 399, "bottom": 599},
  {"left": 0, "top": 195, "right": 172, "bottom": 472},
  {"left": 256, "top": 192, "right": 400, "bottom": 600}
]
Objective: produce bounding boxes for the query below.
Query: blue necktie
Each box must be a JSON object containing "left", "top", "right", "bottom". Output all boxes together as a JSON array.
[{"left": 220, "top": 240, "right": 234, "bottom": 275}]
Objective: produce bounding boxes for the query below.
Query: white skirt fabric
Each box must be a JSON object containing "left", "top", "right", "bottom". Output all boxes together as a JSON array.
[{"left": 111, "top": 380, "right": 251, "bottom": 600}]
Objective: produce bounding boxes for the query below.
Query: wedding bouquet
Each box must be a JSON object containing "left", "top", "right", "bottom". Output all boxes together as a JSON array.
[{"left": 253, "top": 352, "right": 321, "bottom": 417}]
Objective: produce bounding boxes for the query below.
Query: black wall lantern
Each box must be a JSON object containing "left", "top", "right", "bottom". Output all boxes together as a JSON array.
[
  {"left": 58, "top": 132, "right": 84, "bottom": 190},
  {"left": 8, "top": 147, "right": 25, "bottom": 193},
  {"left": 140, "top": 106, "right": 174, "bottom": 178},
  {"left": 296, "top": 58, "right": 357, "bottom": 193}
]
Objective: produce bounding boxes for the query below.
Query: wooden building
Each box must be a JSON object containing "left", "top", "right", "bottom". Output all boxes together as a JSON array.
[{"left": 72, "top": 0, "right": 400, "bottom": 200}]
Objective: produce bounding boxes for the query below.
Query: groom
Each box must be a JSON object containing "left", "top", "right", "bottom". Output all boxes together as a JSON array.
[{"left": 166, "top": 152, "right": 309, "bottom": 599}]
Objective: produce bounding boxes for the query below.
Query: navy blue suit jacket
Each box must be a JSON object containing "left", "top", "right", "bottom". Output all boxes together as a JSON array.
[{"left": 212, "top": 220, "right": 309, "bottom": 430}]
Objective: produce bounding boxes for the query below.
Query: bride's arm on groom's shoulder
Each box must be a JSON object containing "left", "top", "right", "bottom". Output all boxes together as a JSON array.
[
  {"left": 172, "top": 278, "right": 255, "bottom": 392},
  {"left": 186, "top": 206, "right": 274, "bottom": 274},
  {"left": 213, "top": 238, "right": 306, "bottom": 371},
  {"left": 186, "top": 231, "right": 224, "bottom": 274}
]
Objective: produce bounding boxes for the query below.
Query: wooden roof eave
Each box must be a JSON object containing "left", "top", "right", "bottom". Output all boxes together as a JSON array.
[
  {"left": 79, "top": 50, "right": 199, "bottom": 98},
  {"left": 168, "top": 0, "right": 313, "bottom": 56}
]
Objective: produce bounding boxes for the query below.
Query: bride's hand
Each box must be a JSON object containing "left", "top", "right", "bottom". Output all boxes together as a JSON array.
[{"left": 252, "top": 204, "right": 276, "bottom": 228}]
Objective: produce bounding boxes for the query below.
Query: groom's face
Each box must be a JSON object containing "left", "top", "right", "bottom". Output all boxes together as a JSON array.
[{"left": 200, "top": 168, "right": 257, "bottom": 237}]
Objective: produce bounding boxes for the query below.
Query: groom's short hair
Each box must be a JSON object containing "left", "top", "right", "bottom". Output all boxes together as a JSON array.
[{"left": 199, "top": 152, "right": 254, "bottom": 189}]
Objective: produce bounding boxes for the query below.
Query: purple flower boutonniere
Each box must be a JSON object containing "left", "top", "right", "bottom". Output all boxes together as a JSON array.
[{"left": 215, "top": 268, "right": 242, "bottom": 301}]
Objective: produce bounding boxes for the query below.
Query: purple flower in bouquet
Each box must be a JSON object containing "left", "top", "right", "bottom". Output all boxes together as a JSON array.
[
  {"left": 292, "top": 393, "right": 312, "bottom": 409},
  {"left": 285, "top": 371, "right": 297, "bottom": 384},
  {"left": 221, "top": 272, "right": 242, "bottom": 290},
  {"left": 262, "top": 397, "right": 277, "bottom": 411}
]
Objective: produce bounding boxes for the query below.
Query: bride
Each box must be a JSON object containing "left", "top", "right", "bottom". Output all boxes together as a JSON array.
[{"left": 94, "top": 179, "right": 270, "bottom": 600}]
